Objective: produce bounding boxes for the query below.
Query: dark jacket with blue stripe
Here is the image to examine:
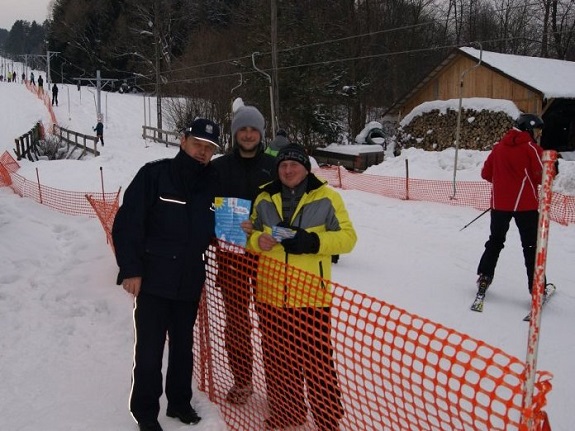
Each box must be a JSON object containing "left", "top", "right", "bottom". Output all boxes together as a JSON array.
[{"left": 112, "top": 150, "right": 218, "bottom": 301}]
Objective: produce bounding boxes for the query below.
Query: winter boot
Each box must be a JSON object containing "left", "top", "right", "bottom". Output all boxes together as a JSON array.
[{"left": 476, "top": 274, "right": 492, "bottom": 296}]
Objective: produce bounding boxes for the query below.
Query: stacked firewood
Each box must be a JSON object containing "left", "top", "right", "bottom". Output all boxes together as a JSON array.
[{"left": 398, "top": 108, "right": 514, "bottom": 151}]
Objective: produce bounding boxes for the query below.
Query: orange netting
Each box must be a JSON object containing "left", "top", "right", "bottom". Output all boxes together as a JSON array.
[
  {"left": 192, "top": 241, "right": 552, "bottom": 431},
  {"left": 25, "top": 81, "right": 57, "bottom": 129},
  {"left": 318, "top": 166, "right": 575, "bottom": 226},
  {"left": 86, "top": 191, "right": 121, "bottom": 247},
  {"left": 0, "top": 151, "right": 119, "bottom": 218},
  {"left": 1, "top": 150, "right": 21, "bottom": 173},
  {"left": 0, "top": 162, "right": 11, "bottom": 186},
  {"left": 0, "top": 152, "right": 555, "bottom": 429}
]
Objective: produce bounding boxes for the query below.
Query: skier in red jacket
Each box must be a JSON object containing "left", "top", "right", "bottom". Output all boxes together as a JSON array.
[{"left": 476, "top": 113, "right": 548, "bottom": 296}]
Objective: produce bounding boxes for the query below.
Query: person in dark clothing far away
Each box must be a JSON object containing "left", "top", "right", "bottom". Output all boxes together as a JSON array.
[
  {"left": 93, "top": 118, "right": 104, "bottom": 146},
  {"left": 37, "top": 75, "right": 44, "bottom": 95},
  {"left": 475, "top": 113, "right": 555, "bottom": 300},
  {"left": 112, "top": 118, "right": 221, "bottom": 431},
  {"left": 211, "top": 103, "right": 277, "bottom": 406},
  {"left": 52, "top": 84, "right": 59, "bottom": 106}
]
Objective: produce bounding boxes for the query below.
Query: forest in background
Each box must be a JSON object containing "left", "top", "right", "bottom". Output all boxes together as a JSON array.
[{"left": 1, "top": 0, "right": 574, "bottom": 147}]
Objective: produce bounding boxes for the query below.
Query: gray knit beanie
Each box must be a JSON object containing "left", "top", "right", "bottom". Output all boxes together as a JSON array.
[{"left": 231, "top": 105, "right": 265, "bottom": 142}]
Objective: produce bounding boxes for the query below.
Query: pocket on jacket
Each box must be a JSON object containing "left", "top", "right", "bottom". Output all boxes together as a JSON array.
[{"left": 143, "top": 243, "right": 182, "bottom": 288}]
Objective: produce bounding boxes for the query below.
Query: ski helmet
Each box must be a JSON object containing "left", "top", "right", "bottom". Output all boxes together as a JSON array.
[{"left": 515, "top": 113, "right": 544, "bottom": 132}]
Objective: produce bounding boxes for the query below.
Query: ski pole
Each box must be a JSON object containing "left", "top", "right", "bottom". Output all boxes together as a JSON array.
[{"left": 460, "top": 208, "right": 491, "bottom": 231}]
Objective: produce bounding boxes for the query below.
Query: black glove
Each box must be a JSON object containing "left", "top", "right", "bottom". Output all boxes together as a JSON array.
[{"left": 281, "top": 229, "right": 320, "bottom": 254}]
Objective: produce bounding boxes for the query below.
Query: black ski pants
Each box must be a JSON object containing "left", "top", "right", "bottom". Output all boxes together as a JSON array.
[
  {"left": 477, "top": 209, "right": 539, "bottom": 293},
  {"left": 256, "top": 304, "right": 344, "bottom": 430},
  {"left": 217, "top": 249, "right": 256, "bottom": 388},
  {"left": 129, "top": 292, "right": 199, "bottom": 423}
]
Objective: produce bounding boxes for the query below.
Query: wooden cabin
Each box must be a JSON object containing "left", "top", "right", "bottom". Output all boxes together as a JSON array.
[{"left": 385, "top": 48, "right": 575, "bottom": 151}]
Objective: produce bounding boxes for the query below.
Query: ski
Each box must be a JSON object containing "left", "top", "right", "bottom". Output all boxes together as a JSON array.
[
  {"left": 470, "top": 292, "right": 486, "bottom": 312},
  {"left": 523, "top": 283, "right": 556, "bottom": 321}
]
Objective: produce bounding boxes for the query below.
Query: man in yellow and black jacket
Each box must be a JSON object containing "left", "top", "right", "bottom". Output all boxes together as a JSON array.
[{"left": 247, "top": 143, "right": 356, "bottom": 431}]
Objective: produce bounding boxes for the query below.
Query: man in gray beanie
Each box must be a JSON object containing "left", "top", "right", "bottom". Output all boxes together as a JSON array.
[
  {"left": 211, "top": 104, "right": 277, "bottom": 405},
  {"left": 230, "top": 105, "right": 266, "bottom": 146}
]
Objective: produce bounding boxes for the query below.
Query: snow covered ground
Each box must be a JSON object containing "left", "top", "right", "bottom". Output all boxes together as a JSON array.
[{"left": 1, "top": 78, "right": 574, "bottom": 431}]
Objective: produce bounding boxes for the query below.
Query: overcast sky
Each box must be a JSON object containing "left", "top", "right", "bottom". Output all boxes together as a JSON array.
[{"left": 0, "top": 0, "right": 52, "bottom": 30}]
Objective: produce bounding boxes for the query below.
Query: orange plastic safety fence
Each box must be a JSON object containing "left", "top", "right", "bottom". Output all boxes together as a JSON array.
[
  {"left": 86, "top": 191, "right": 121, "bottom": 248},
  {"left": 0, "top": 162, "right": 11, "bottom": 186},
  {"left": 193, "top": 241, "right": 552, "bottom": 431},
  {"left": 320, "top": 165, "right": 575, "bottom": 225},
  {"left": 0, "top": 151, "right": 20, "bottom": 174},
  {"left": 0, "top": 152, "right": 554, "bottom": 429},
  {"left": 0, "top": 151, "right": 118, "bottom": 218},
  {"left": 25, "top": 81, "right": 57, "bottom": 129}
]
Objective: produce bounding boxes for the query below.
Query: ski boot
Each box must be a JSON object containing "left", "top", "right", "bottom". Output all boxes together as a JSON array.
[{"left": 477, "top": 274, "right": 492, "bottom": 297}]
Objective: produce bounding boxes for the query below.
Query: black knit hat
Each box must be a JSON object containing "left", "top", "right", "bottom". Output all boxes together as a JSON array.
[{"left": 277, "top": 143, "right": 311, "bottom": 172}]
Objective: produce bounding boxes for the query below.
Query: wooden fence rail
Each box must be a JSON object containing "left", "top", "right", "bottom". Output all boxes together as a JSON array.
[
  {"left": 53, "top": 124, "right": 100, "bottom": 159},
  {"left": 142, "top": 125, "right": 180, "bottom": 147},
  {"left": 13, "top": 122, "right": 44, "bottom": 161}
]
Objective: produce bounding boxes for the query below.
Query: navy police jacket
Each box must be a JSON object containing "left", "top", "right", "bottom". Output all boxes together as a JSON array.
[{"left": 112, "top": 150, "right": 218, "bottom": 301}]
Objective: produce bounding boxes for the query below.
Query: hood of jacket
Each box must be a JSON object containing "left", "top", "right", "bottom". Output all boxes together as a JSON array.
[{"left": 499, "top": 128, "right": 534, "bottom": 148}]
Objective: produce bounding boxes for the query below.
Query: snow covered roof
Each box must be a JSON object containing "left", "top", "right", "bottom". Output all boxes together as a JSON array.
[
  {"left": 384, "top": 47, "right": 575, "bottom": 118},
  {"left": 461, "top": 47, "right": 575, "bottom": 99}
]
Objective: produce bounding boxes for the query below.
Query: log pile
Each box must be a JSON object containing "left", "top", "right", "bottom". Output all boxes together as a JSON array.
[{"left": 398, "top": 108, "right": 515, "bottom": 151}]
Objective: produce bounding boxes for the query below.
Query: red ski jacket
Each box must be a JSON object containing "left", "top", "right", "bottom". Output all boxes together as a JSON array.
[{"left": 482, "top": 128, "right": 543, "bottom": 211}]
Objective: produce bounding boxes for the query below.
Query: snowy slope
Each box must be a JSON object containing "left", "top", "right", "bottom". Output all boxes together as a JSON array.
[{"left": 1, "top": 79, "right": 574, "bottom": 431}]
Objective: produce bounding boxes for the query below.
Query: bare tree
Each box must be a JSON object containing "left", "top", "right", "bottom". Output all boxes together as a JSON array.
[{"left": 541, "top": 0, "right": 575, "bottom": 59}]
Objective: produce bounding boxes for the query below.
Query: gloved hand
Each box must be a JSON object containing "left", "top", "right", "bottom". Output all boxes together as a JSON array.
[{"left": 281, "top": 228, "right": 320, "bottom": 254}]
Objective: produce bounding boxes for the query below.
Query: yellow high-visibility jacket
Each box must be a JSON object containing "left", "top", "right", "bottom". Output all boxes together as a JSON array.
[{"left": 247, "top": 174, "right": 357, "bottom": 307}]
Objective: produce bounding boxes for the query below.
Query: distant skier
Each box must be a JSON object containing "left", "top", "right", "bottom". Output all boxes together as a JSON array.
[
  {"left": 30, "top": 72, "right": 36, "bottom": 86},
  {"left": 93, "top": 117, "right": 104, "bottom": 146},
  {"left": 52, "top": 84, "right": 59, "bottom": 106},
  {"left": 37, "top": 75, "right": 44, "bottom": 95}
]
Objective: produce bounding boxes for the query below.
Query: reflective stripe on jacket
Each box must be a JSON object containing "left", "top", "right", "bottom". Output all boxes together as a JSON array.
[{"left": 482, "top": 128, "right": 543, "bottom": 211}]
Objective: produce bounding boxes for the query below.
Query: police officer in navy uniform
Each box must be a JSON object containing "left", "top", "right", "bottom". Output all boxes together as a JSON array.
[{"left": 112, "top": 118, "right": 221, "bottom": 431}]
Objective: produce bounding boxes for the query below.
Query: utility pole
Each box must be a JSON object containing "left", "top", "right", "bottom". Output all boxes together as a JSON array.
[
  {"left": 451, "top": 42, "right": 482, "bottom": 199},
  {"left": 270, "top": 0, "right": 279, "bottom": 132},
  {"left": 46, "top": 50, "right": 60, "bottom": 91},
  {"left": 151, "top": 0, "right": 163, "bottom": 136},
  {"left": 155, "top": 30, "right": 162, "bottom": 133},
  {"left": 17, "top": 54, "right": 29, "bottom": 79},
  {"left": 74, "top": 70, "right": 118, "bottom": 119},
  {"left": 252, "top": 52, "right": 276, "bottom": 140}
]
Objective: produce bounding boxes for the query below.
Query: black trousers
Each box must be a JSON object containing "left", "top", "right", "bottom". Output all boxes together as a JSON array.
[
  {"left": 477, "top": 209, "right": 539, "bottom": 292},
  {"left": 129, "top": 292, "right": 199, "bottom": 423},
  {"left": 217, "top": 250, "right": 256, "bottom": 388}
]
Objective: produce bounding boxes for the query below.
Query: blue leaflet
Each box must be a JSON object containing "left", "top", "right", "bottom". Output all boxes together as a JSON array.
[{"left": 214, "top": 197, "right": 252, "bottom": 250}]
